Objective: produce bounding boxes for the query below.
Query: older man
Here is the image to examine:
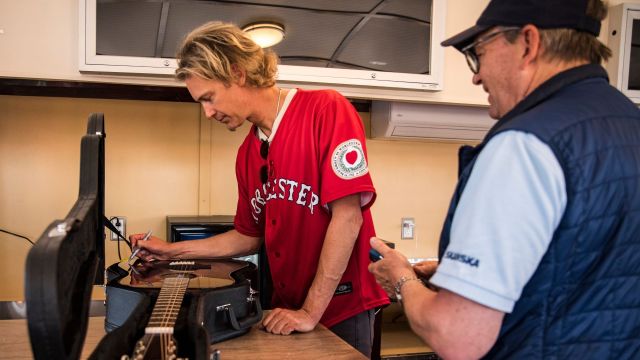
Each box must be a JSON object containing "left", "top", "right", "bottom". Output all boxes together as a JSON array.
[{"left": 369, "top": 0, "right": 640, "bottom": 358}]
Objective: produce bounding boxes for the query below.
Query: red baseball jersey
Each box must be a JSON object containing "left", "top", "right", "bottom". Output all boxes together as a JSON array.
[{"left": 233, "top": 89, "right": 389, "bottom": 327}]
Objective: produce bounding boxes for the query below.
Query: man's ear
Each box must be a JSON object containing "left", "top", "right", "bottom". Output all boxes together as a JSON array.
[
  {"left": 231, "top": 64, "right": 246, "bottom": 86},
  {"left": 520, "top": 24, "right": 541, "bottom": 68}
]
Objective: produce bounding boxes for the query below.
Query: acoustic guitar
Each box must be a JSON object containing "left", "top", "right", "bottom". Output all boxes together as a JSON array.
[{"left": 108, "top": 259, "right": 262, "bottom": 360}]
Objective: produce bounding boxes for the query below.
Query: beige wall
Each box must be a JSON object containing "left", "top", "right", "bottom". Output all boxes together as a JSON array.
[
  {"left": 0, "top": 95, "right": 460, "bottom": 300},
  {"left": 0, "top": 95, "right": 202, "bottom": 299},
  {"left": 0, "top": 0, "right": 466, "bottom": 301},
  {"left": 2, "top": 0, "right": 638, "bottom": 301}
]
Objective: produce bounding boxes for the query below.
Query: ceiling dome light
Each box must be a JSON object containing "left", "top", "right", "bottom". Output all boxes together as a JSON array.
[{"left": 242, "top": 22, "right": 285, "bottom": 48}]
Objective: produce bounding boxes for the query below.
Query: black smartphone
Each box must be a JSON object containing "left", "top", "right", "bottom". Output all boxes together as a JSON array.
[{"left": 369, "top": 248, "right": 383, "bottom": 262}]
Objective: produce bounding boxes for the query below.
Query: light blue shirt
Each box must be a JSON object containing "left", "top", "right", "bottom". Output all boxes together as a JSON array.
[{"left": 430, "top": 131, "right": 567, "bottom": 313}]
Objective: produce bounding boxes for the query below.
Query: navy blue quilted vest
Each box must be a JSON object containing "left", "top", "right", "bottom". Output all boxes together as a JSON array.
[{"left": 438, "top": 65, "right": 640, "bottom": 359}]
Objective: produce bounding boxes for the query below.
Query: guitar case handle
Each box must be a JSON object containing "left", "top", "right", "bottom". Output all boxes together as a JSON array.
[{"left": 224, "top": 298, "right": 263, "bottom": 331}]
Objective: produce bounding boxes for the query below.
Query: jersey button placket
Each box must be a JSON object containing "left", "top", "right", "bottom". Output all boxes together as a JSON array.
[{"left": 268, "top": 160, "right": 275, "bottom": 180}]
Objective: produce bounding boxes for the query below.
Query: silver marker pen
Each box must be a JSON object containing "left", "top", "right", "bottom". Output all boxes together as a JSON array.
[{"left": 128, "top": 230, "right": 152, "bottom": 262}]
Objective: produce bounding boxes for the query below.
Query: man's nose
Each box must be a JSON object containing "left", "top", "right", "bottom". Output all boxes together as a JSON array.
[
  {"left": 203, "top": 105, "right": 216, "bottom": 119},
  {"left": 472, "top": 73, "right": 482, "bottom": 86}
]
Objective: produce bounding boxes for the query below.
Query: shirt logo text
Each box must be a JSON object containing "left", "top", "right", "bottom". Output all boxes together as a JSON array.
[
  {"left": 250, "top": 177, "right": 319, "bottom": 223},
  {"left": 444, "top": 251, "right": 480, "bottom": 268}
]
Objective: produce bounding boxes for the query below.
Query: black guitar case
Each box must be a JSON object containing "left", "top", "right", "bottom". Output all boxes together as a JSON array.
[
  {"left": 102, "top": 259, "right": 263, "bottom": 358},
  {"left": 24, "top": 114, "right": 262, "bottom": 360},
  {"left": 25, "top": 113, "right": 106, "bottom": 360}
]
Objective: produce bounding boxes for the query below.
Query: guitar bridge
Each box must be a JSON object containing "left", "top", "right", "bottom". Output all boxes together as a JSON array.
[{"left": 145, "top": 326, "right": 174, "bottom": 334}]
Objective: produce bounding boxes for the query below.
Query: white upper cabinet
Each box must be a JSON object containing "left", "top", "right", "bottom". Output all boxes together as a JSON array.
[
  {"left": 79, "top": 0, "right": 445, "bottom": 91},
  {"left": 607, "top": 3, "right": 640, "bottom": 104}
]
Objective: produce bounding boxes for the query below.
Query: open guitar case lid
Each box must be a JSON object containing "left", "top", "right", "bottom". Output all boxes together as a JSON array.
[{"left": 24, "top": 114, "right": 262, "bottom": 360}]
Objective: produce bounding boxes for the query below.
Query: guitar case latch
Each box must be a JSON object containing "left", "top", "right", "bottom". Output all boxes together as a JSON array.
[{"left": 203, "top": 279, "right": 263, "bottom": 343}]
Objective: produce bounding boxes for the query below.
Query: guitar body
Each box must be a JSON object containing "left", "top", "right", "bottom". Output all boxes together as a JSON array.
[
  {"left": 111, "top": 259, "right": 252, "bottom": 294},
  {"left": 97, "top": 259, "right": 262, "bottom": 360}
]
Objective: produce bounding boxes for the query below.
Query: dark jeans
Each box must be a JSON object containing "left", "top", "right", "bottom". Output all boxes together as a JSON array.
[{"left": 329, "top": 309, "right": 376, "bottom": 358}]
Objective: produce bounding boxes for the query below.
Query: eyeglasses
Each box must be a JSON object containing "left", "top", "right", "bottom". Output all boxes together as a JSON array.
[
  {"left": 260, "top": 140, "right": 269, "bottom": 184},
  {"left": 461, "top": 26, "right": 521, "bottom": 74}
]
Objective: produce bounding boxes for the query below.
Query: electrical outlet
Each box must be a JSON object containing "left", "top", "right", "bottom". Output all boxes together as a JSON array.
[
  {"left": 110, "top": 216, "right": 126, "bottom": 241},
  {"left": 401, "top": 217, "right": 415, "bottom": 240}
]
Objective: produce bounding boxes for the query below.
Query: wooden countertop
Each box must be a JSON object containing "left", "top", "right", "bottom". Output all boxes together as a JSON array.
[{"left": 0, "top": 316, "right": 366, "bottom": 359}]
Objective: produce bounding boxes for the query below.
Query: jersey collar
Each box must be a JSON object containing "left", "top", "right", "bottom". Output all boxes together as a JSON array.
[{"left": 257, "top": 88, "right": 298, "bottom": 142}]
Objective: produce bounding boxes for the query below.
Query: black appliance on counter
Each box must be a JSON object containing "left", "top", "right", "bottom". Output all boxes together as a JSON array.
[{"left": 167, "top": 215, "right": 272, "bottom": 310}]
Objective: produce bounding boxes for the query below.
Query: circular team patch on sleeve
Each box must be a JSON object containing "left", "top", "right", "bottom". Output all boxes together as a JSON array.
[{"left": 331, "top": 139, "right": 369, "bottom": 179}]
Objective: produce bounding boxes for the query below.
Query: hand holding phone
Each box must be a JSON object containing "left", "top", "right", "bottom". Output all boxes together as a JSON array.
[{"left": 369, "top": 248, "right": 383, "bottom": 262}]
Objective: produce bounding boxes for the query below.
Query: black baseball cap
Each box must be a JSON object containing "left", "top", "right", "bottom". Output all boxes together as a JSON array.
[{"left": 441, "top": 0, "right": 602, "bottom": 51}]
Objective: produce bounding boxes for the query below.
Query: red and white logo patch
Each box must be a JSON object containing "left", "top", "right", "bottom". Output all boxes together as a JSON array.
[{"left": 331, "top": 139, "right": 368, "bottom": 179}]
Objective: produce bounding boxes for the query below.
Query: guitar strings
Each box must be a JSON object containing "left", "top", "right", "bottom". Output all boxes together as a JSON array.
[
  {"left": 160, "top": 262, "right": 189, "bottom": 327},
  {"left": 152, "top": 262, "right": 188, "bottom": 328},
  {"left": 138, "top": 262, "right": 192, "bottom": 359},
  {"left": 162, "top": 262, "right": 188, "bottom": 358}
]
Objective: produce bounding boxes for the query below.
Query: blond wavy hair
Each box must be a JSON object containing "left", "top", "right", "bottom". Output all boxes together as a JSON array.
[{"left": 175, "top": 21, "right": 279, "bottom": 87}]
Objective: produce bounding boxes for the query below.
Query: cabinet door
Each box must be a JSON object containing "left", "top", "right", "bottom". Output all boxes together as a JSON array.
[{"left": 80, "top": 0, "right": 445, "bottom": 91}]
